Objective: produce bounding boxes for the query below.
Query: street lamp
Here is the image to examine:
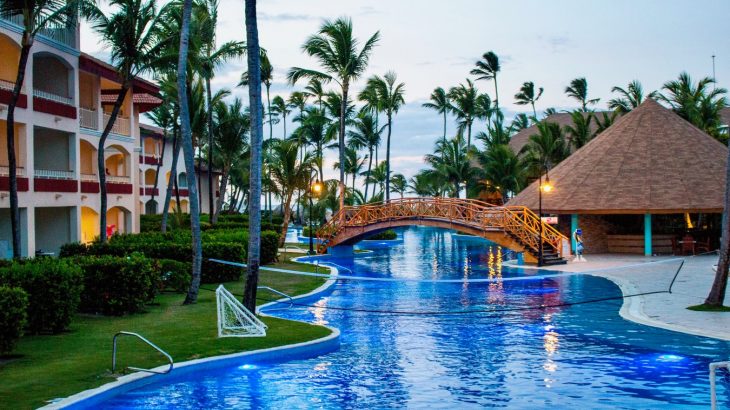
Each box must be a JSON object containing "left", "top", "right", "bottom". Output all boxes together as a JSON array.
[
  {"left": 308, "top": 178, "right": 323, "bottom": 255},
  {"left": 537, "top": 170, "right": 554, "bottom": 267}
]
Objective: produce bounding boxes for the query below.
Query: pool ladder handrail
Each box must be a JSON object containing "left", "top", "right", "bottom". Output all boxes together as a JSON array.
[
  {"left": 112, "top": 331, "right": 174, "bottom": 375},
  {"left": 316, "top": 261, "right": 353, "bottom": 274},
  {"left": 257, "top": 286, "right": 293, "bottom": 312},
  {"left": 710, "top": 360, "right": 729, "bottom": 410}
]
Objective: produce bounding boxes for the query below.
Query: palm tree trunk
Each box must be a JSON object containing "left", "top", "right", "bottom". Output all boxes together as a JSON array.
[
  {"left": 317, "top": 142, "right": 323, "bottom": 181},
  {"left": 266, "top": 84, "right": 273, "bottom": 223},
  {"left": 6, "top": 41, "right": 31, "bottom": 258},
  {"left": 162, "top": 128, "right": 181, "bottom": 232},
  {"left": 364, "top": 146, "right": 373, "bottom": 201},
  {"left": 178, "top": 0, "right": 203, "bottom": 305},
  {"left": 385, "top": 113, "right": 393, "bottom": 201},
  {"left": 493, "top": 75, "right": 499, "bottom": 109},
  {"left": 243, "top": 0, "right": 263, "bottom": 312},
  {"left": 206, "top": 77, "right": 215, "bottom": 222},
  {"left": 338, "top": 84, "right": 348, "bottom": 211},
  {"left": 531, "top": 102, "right": 537, "bottom": 119},
  {"left": 705, "top": 139, "right": 730, "bottom": 306},
  {"left": 213, "top": 168, "right": 229, "bottom": 222},
  {"left": 150, "top": 129, "right": 168, "bottom": 208},
  {"left": 97, "top": 84, "right": 130, "bottom": 242},
  {"left": 278, "top": 190, "right": 294, "bottom": 247},
  {"left": 442, "top": 110, "right": 447, "bottom": 146}
]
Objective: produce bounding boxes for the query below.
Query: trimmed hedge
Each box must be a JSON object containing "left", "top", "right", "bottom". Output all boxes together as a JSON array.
[
  {"left": 0, "top": 259, "right": 83, "bottom": 334},
  {"left": 75, "top": 254, "right": 159, "bottom": 316},
  {"left": 159, "top": 259, "right": 192, "bottom": 292},
  {"left": 366, "top": 230, "right": 398, "bottom": 240},
  {"left": 0, "top": 286, "right": 27, "bottom": 354}
]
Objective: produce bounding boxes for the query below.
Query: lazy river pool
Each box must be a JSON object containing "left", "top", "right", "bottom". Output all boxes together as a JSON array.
[{"left": 94, "top": 226, "right": 729, "bottom": 409}]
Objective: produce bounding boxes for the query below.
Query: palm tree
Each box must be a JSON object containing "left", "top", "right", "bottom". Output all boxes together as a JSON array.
[
  {"left": 425, "top": 137, "right": 471, "bottom": 198},
  {"left": 364, "top": 161, "right": 388, "bottom": 197},
  {"left": 564, "top": 111, "right": 593, "bottom": 149},
  {"left": 358, "top": 82, "right": 382, "bottom": 164},
  {"left": 334, "top": 146, "right": 366, "bottom": 194},
  {"left": 174, "top": 0, "right": 203, "bottom": 304},
  {"left": 212, "top": 98, "right": 249, "bottom": 223},
  {"left": 449, "top": 79, "right": 478, "bottom": 150},
  {"left": 269, "top": 139, "right": 313, "bottom": 246},
  {"left": 197, "top": 0, "right": 245, "bottom": 219},
  {"left": 408, "top": 170, "right": 443, "bottom": 197},
  {"left": 658, "top": 72, "right": 727, "bottom": 138},
  {"left": 514, "top": 81, "right": 544, "bottom": 119},
  {"left": 390, "top": 173, "right": 407, "bottom": 198},
  {"left": 92, "top": 0, "right": 165, "bottom": 242},
  {"left": 271, "top": 95, "right": 292, "bottom": 139},
  {"left": 510, "top": 113, "right": 530, "bottom": 132},
  {"left": 476, "top": 144, "right": 523, "bottom": 204},
  {"left": 288, "top": 17, "right": 380, "bottom": 211},
  {"left": 565, "top": 77, "right": 599, "bottom": 111},
  {"left": 155, "top": 75, "right": 182, "bottom": 233},
  {"left": 594, "top": 111, "right": 618, "bottom": 134},
  {"left": 520, "top": 121, "right": 569, "bottom": 177},
  {"left": 242, "top": 0, "right": 263, "bottom": 311},
  {"left": 705, "top": 145, "right": 730, "bottom": 307},
  {"left": 145, "top": 98, "right": 174, "bottom": 210},
  {"left": 1, "top": 0, "right": 94, "bottom": 257},
  {"left": 304, "top": 78, "right": 326, "bottom": 110},
  {"left": 293, "top": 107, "right": 331, "bottom": 180},
  {"left": 364, "top": 71, "right": 405, "bottom": 201},
  {"left": 471, "top": 51, "right": 501, "bottom": 108},
  {"left": 347, "top": 111, "right": 382, "bottom": 201},
  {"left": 476, "top": 114, "right": 511, "bottom": 150},
  {"left": 422, "top": 87, "right": 450, "bottom": 145},
  {"left": 475, "top": 93, "right": 496, "bottom": 129},
  {"left": 609, "top": 80, "right": 652, "bottom": 113}
]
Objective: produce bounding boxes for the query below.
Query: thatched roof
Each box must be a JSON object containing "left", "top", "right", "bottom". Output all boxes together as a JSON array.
[{"left": 507, "top": 99, "right": 727, "bottom": 214}]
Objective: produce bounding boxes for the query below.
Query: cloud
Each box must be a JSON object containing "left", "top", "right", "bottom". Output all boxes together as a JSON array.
[
  {"left": 538, "top": 35, "right": 572, "bottom": 53},
  {"left": 259, "top": 12, "right": 318, "bottom": 22}
]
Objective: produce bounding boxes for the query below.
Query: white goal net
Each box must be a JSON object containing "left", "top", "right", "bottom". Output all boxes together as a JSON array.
[{"left": 216, "top": 285, "right": 267, "bottom": 338}]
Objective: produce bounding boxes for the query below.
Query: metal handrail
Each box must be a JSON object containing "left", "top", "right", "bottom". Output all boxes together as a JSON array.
[
  {"left": 112, "top": 331, "right": 173, "bottom": 375},
  {"left": 316, "top": 261, "right": 353, "bottom": 274},
  {"left": 710, "top": 361, "right": 729, "bottom": 410},
  {"left": 257, "top": 286, "right": 293, "bottom": 311}
]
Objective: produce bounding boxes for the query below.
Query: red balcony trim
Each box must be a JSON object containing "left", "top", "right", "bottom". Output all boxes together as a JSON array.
[
  {"left": 33, "top": 97, "right": 77, "bottom": 119},
  {"left": 106, "top": 183, "right": 133, "bottom": 194},
  {"left": 81, "top": 181, "right": 100, "bottom": 193},
  {"left": 144, "top": 187, "right": 159, "bottom": 196},
  {"left": 0, "top": 176, "right": 29, "bottom": 192},
  {"left": 34, "top": 178, "right": 78, "bottom": 192},
  {"left": 139, "top": 187, "right": 144, "bottom": 195},
  {"left": 174, "top": 188, "right": 189, "bottom": 197},
  {"left": 0, "top": 89, "right": 27, "bottom": 109}
]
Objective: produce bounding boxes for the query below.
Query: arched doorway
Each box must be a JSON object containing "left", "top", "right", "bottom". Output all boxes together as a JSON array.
[
  {"left": 145, "top": 199, "right": 158, "bottom": 214},
  {"left": 106, "top": 206, "right": 131, "bottom": 236},
  {"left": 81, "top": 207, "right": 99, "bottom": 243}
]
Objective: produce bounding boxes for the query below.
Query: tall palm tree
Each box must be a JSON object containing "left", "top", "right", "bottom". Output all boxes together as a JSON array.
[
  {"left": 476, "top": 114, "right": 511, "bottom": 150},
  {"left": 334, "top": 146, "right": 366, "bottom": 194},
  {"left": 514, "top": 81, "right": 544, "bottom": 120},
  {"left": 365, "top": 71, "right": 405, "bottom": 201},
  {"left": 510, "top": 113, "right": 530, "bottom": 132},
  {"left": 425, "top": 137, "right": 471, "bottom": 198},
  {"left": 471, "top": 51, "right": 501, "bottom": 108},
  {"left": 565, "top": 77, "right": 599, "bottom": 111},
  {"left": 449, "top": 79, "right": 478, "bottom": 150},
  {"left": 475, "top": 93, "right": 496, "bottom": 129},
  {"left": 145, "top": 98, "right": 174, "bottom": 210},
  {"left": 197, "top": 0, "right": 245, "bottom": 218},
  {"left": 288, "top": 17, "right": 380, "bottom": 211},
  {"left": 594, "top": 111, "right": 618, "bottom": 135},
  {"left": 269, "top": 139, "right": 313, "bottom": 246},
  {"left": 173, "top": 0, "right": 204, "bottom": 304},
  {"left": 364, "top": 161, "right": 387, "bottom": 196},
  {"left": 520, "top": 121, "right": 569, "bottom": 177},
  {"left": 211, "top": 98, "right": 248, "bottom": 223},
  {"left": 155, "top": 75, "right": 181, "bottom": 233},
  {"left": 242, "top": 0, "right": 263, "bottom": 311},
  {"left": 408, "top": 170, "right": 443, "bottom": 197},
  {"left": 92, "top": 0, "right": 165, "bottom": 242},
  {"left": 475, "top": 144, "right": 523, "bottom": 204},
  {"left": 271, "top": 95, "right": 292, "bottom": 138},
  {"left": 658, "top": 72, "right": 727, "bottom": 138},
  {"left": 304, "top": 78, "right": 326, "bottom": 110},
  {"left": 422, "top": 87, "right": 450, "bottom": 145},
  {"left": 1, "top": 0, "right": 94, "bottom": 257},
  {"left": 564, "top": 111, "right": 593, "bottom": 150},
  {"left": 390, "top": 173, "right": 407, "bottom": 199},
  {"left": 292, "top": 107, "right": 330, "bottom": 180},
  {"left": 609, "top": 80, "right": 652, "bottom": 113},
  {"left": 357, "top": 82, "right": 382, "bottom": 164},
  {"left": 347, "top": 111, "right": 382, "bottom": 202},
  {"left": 706, "top": 143, "right": 730, "bottom": 307}
]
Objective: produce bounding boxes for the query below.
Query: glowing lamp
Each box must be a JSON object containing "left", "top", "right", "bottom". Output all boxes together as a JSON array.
[
  {"left": 312, "top": 180, "right": 323, "bottom": 195},
  {"left": 540, "top": 177, "right": 554, "bottom": 193}
]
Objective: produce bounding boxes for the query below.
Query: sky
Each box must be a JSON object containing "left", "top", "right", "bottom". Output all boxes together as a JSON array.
[{"left": 80, "top": 0, "right": 730, "bottom": 183}]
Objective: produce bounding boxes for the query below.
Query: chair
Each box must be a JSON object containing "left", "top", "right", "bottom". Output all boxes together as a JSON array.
[
  {"left": 696, "top": 237, "right": 712, "bottom": 254},
  {"left": 681, "top": 234, "right": 695, "bottom": 255}
]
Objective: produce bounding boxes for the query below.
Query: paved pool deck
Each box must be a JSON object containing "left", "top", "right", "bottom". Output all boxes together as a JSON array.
[{"left": 530, "top": 254, "right": 730, "bottom": 341}]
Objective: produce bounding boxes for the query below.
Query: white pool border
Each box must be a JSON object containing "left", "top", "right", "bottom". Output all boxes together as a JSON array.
[{"left": 43, "top": 262, "right": 341, "bottom": 410}]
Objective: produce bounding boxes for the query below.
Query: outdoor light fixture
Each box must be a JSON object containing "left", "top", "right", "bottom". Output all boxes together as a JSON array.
[
  {"left": 540, "top": 176, "right": 554, "bottom": 193},
  {"left": 537, "top": 169, "right": 554, "bottom": 267},
  {"left": 308, "top": 178, "right": 323, "bottom": 255}
]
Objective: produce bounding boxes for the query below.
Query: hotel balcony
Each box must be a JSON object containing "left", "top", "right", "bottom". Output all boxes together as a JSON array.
[
  {"left": 33, "top": 126, "right": 77, "bottom": 192},
  {"left": 32, "top": 53, "right": 76, "bottom": 119},
  {"left": 1, "top": 13, "right": 77, "bottom": 49},
  {"left": 0, "top": 121, "right": 28, "bottom": 191},
  {"left": 79, "top": 107, "right": 99, "bottom": 130},
  {"left": 0, "top": 33, "right": 28, "bottom": 108},
  {"left": 103, "top": 113, "right": 131, "bottom": 136}
]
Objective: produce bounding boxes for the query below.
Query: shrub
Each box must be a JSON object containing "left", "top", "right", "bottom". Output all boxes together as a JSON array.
[
  {"left": 202, "top": 242, "right": 246, "bottom": 283},
  {"left": 0, "top": 286, "right": 27, "bottom": 354},
  {"left": 301, "top": 226, "right": 317, "bottom": 238},
  {"left": 366, "top": 230, "right": 398, "bottom": 240},
  {"left": 260, "top": 231, "right": 280, "bottom": 265},
  {"left": 158, "top": 259, "right": 192, "bottom": 292},
  {"left": 0, "top": 259, "right": 83, "bottom": 334},
  {"left": 75, "top": 253, "right": 159, "bottom": 316},
  {"left": 59, "top": 242, "right": 89, "bottom": 258}
]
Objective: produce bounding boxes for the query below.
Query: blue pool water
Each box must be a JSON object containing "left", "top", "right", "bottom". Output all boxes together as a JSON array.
[{"left": 100, "top": 227, "right": 729, "bottom": 409}]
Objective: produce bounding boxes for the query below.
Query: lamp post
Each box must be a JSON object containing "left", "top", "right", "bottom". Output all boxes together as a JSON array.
[
  {"left": 537, "top": 169, "right": 553, "bottom": 267},
  {"left": 308, "top": 178, "right": 323, "bottom": 255}
]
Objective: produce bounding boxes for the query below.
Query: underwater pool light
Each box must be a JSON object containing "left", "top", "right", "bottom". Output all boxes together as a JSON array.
[
  {"left": 657, "top": 354, "right": 684, "bottom": 362},
  {"left": 240, "top": 364, "right": 257, "bottom": 370}
]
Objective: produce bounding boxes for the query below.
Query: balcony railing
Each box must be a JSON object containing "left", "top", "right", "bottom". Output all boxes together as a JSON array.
[
  {"left": 0, "top": 79, "right": 16, "bottom": 92},
  {"left": 35, "top": 169, "right": 74, "bottom": 180},
  {"left": 79, "top": 107, "right": 98, "bottom": 130},
  {"left": 106, "top": 175, "right": 131, "bottom": 184},
  {"left": 103, "top": 113, "right": 131, "bottom": 136},
  {"left": 0, "top": 166, "right": 25, "bottom": 177},
  {"left": 33, "top": 89, "right": 73, "bottom": 106},
  {"left": 80, "top": 173, "right": 97, "bottom": 182},
  {"left": 0, "top": 13, "right": 77, "bottom": 49}
]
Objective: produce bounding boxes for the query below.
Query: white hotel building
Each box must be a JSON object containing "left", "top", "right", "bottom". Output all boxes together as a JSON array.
[{"left": 0, "top": 14, "right": 218, "bottom": 257}]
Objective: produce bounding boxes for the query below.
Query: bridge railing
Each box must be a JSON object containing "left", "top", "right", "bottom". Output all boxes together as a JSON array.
[{"left": 316, "top": 197, "right": 568, "bottom": 258}]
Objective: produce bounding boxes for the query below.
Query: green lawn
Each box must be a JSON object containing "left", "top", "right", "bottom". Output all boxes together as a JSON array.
[{"left": 0, "top": 255, "right": 329, "bottom": 409}]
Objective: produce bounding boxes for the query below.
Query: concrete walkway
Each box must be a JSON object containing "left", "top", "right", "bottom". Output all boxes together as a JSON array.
[{"left": 533, "top": 254, "right": 730, "bottom": 341}]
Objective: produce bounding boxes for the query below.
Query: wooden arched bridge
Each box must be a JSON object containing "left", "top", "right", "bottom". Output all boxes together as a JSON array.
[{"left": 316, "top": 197, "right": 570, "bottom": 265}]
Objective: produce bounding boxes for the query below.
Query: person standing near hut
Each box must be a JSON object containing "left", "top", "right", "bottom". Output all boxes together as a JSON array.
[{"left": 573, "top": 228, "right": 586, "bottom": 262}]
